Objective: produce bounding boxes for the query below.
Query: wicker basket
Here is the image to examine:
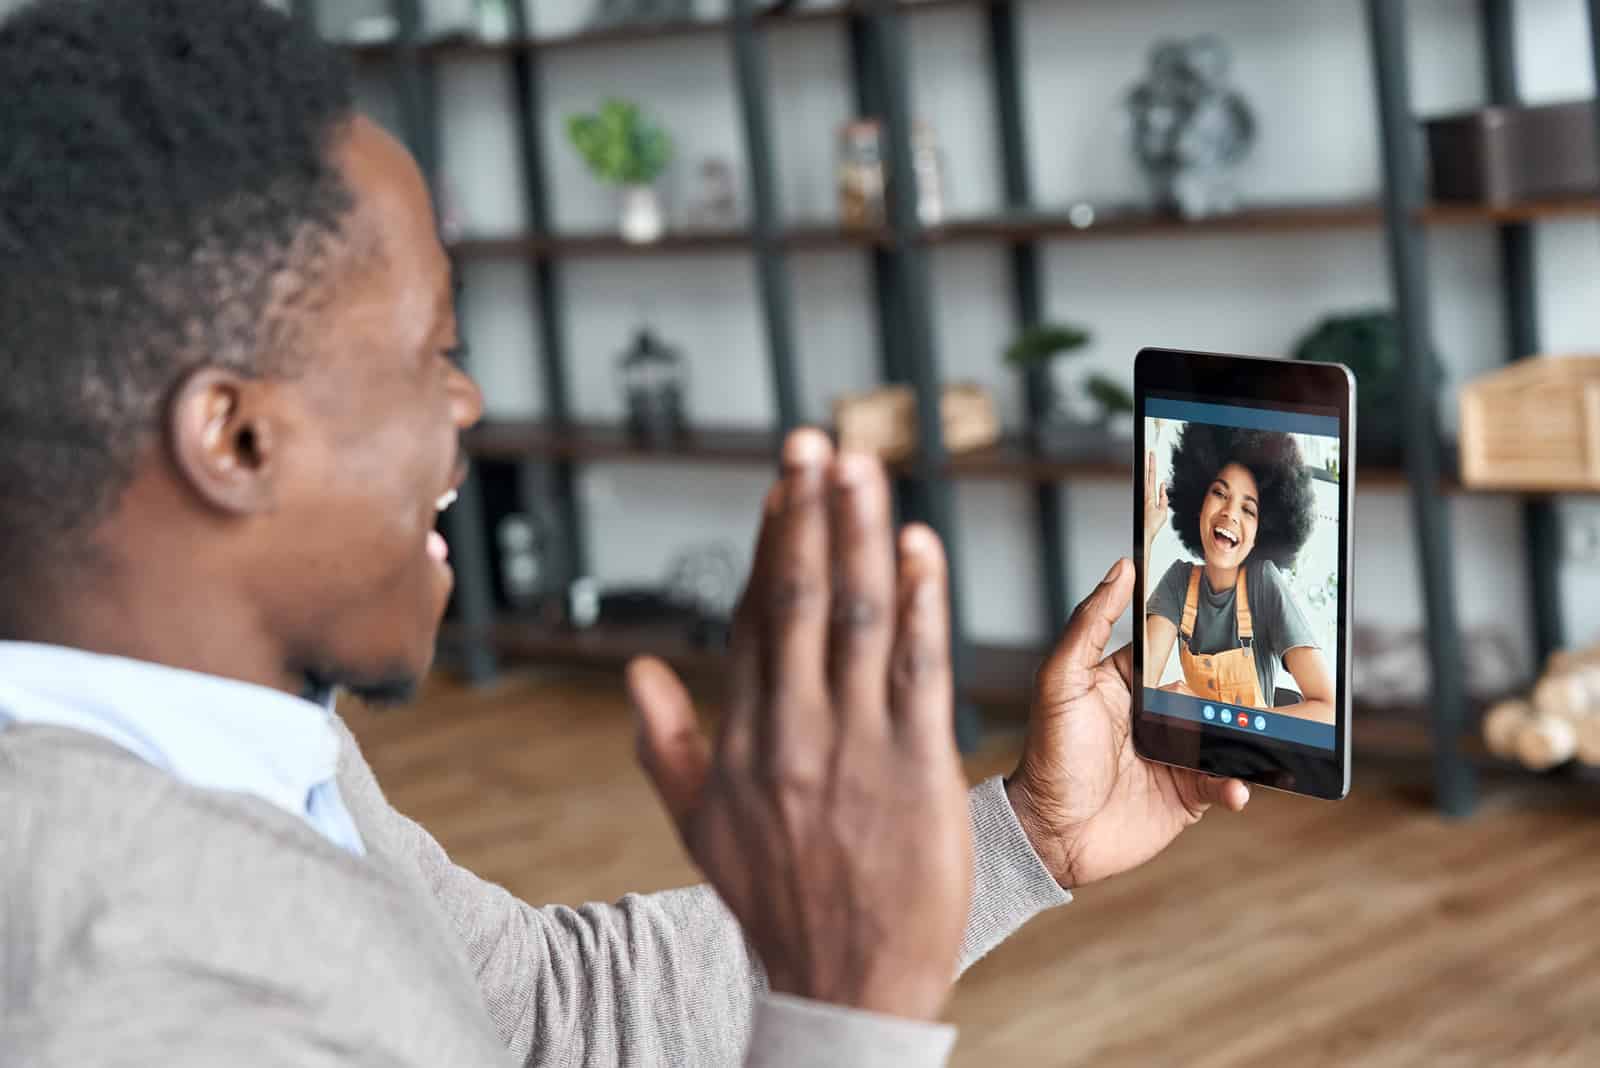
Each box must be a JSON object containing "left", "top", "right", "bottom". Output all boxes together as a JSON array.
[{"left": 1459, "top": 355, "right": 1600, "bottom": 491}]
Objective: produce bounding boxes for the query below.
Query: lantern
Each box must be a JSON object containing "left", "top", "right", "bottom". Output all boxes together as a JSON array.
[{"left": 618, "top": 328, "right": 688, "bottom": 445}]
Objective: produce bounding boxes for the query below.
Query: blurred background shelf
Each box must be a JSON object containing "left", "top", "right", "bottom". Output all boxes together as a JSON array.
[
  {"left": 445, "top": 197, "right": 1600, "bottom": 262},
  {"left": 334, "top": 0, "right": 1600, "bottom": 816},
  {"left": 463, "top": 419, "right": 1487, "bottom": 490},
  {"left": 467, "top": 420, "right": 780, "bottom": 466},
  {"left": 964, "top": 196, "right": 1600, "bottom": 240},
  {"left": 345, "top": 0, "right": 990, "bottom": 61},
  {"left": 437, "top": 619, "right": 1040, "bottom": 708},
  {"left": 449, "top": 223, "right": 889, "bottom": 259},
  {"left": 435, "top": 619, "right": 1511, "bottom": 765}
]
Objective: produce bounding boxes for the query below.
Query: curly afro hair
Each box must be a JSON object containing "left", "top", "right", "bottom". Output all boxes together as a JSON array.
[
  {"left": 0, "top": 0, "right": 355, "bottom": 575},
  {"left": 1166, "top": 424, "right": 1316, "bottom": 568}
]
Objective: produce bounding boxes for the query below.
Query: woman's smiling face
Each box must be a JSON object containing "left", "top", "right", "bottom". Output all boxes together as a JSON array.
[{"left": 1199, "top": 462, "right": 1259, "bottom": 569}]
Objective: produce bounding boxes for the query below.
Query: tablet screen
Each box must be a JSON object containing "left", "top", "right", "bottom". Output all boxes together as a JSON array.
[{"left": 1142, "top": 395, "right": 1343, "bottom": 752}]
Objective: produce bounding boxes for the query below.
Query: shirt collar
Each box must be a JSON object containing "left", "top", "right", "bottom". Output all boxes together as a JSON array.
[{"left": 0, "top": 642, "right": 340, "bottom": 822}]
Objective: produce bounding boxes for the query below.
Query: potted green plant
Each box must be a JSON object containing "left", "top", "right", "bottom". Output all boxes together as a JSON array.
[
  {"left": 1291, "top": 309, "right": 1445, "bottom": 465},
  {"left": 1004, "top": 322, "right": 1128, "bottom": 451},
  {"left": 567, "top": 99, "right": 674, "bottom": 244}
]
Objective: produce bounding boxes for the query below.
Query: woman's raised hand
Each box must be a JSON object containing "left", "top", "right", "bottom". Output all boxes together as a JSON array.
[{"left": 1144, "top": 449, "right": 1169, "bottom": 551}]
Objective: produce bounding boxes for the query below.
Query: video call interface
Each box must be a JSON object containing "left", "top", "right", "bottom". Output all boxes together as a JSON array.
[{"left": 1143, "top": 397, "right": 1342, "bottom": 752}]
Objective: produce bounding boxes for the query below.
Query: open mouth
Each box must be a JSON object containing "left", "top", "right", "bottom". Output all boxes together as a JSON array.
[
  {"left": 427, "top": 488, "right": 458, "bottom": 564},
  {"left": 1212, "top": 525, "right": 1240, "bottom": 551}
]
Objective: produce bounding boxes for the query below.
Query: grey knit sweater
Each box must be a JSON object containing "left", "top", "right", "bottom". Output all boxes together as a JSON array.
[{"left": 0, "top": 717, "right": 1068, "bottom": 1066}]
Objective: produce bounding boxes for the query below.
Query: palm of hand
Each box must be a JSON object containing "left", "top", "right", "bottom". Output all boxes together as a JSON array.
[
  {"left": 1014, "top": 649, "right": 1209, "bottom": 889},
  {"left": 1007, "top": 559, "right": 1247, "bottom": 890}
]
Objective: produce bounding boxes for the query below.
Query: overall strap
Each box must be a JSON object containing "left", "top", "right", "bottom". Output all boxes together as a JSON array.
[
  {"left": 1180, "top": 565, "right": 1202, "bottom": 642},
  {"left": 1235, "top": 569, "right": 1254, "bottom": 644}
]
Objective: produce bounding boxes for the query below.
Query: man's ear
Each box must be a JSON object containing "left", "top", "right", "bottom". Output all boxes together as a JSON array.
[{"left": 167, "top": 367, "right": 280, "bottom": 516}]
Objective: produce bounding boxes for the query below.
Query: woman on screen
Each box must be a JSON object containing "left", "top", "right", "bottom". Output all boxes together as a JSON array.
[{"left": 1143, "top": 424, "right": 1335, "bottom": 723}]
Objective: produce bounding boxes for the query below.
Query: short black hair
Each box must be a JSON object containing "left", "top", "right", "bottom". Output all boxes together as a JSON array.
[
  {"left": 1167, "top": 423, "right": 1316, "bottom": 568},
  {"left": 0, "top": 0, "right": 356, "bottom": 573}
]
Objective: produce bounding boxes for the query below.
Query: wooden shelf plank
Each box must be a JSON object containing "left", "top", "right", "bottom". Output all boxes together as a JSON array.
[
  {"left": 448, "top": 225, "right": 886, "bottom": 260},
  {"left": 933, "top": 435, "right": 1132, "bottom": 482},
  {"left": 346, "top": 1, "right": 992, "bottom": 61},
  {"left": 464, "top": 419, "right": 1475, "bottom": 490},
  {"left": 443, "top": 196, "right": 1600, "bottom": 263},
  {"left": 783, "top": 222, "right": 893, "bottom": 250},
  {"left": 484, "top": 618, "right": 726, "bottom": 674},
  {"left": 438, "top": 623, "right": 1510, "bottom": 760},
  {"left": 450, "top": 229, "right": 749, "bottom": 258},
  {"left": 1421, "top": 193, "right": 1600, "bottom": 226},
  {"left": 535, "top": 4, "right": 853, "bottom": 53},
  {"left": 467, "top": 419, "right": 780, "bottom": 465},
  {"left": 448, "top": 234, "right": 542, "bottom": 258},
  {"left": 928, "top": 201, "right": 1384, "bottom": 243},
  {"left": 925, "top": 197, "right": 1600, "bottom": 245},
  {"left": 441, "top": 619, "right": 1036, "bottom": 706}
]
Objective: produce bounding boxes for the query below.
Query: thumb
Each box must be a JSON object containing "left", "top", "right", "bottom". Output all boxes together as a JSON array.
[
  {"left": 1175, "top": 771, "right": 1252, "bottom": 815},
  {"left": 627, "top": 657, "right": 710, "bottom": 836},
  {"left": 1048, "top": 559, "right": 1135, "bottom": 681}
]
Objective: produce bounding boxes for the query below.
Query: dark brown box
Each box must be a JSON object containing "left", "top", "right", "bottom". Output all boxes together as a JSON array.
[{"left": 1424, "top": 99, "right": 1598, "bottom": 204}]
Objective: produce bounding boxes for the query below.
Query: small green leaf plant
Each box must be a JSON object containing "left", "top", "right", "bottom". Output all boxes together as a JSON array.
[
  {"left": 567, "top": 99, "right": 673, "bottom": 187},
  {"left": 1002, "top": 323, "right": 1091, "bottom": 371},
  {"left": 1085, "top": 373, "right": 1134, "bottom": 419},
  {"left": 1004, "top": 322, "right": 1133, "bottom": 426}
]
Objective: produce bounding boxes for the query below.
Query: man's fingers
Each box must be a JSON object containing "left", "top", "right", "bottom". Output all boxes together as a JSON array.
[
  {"left": 767, "top": 430, "right": 832, "bottom": 682},
  {"left": 1050, "top": 558, "right": 1135, "bottom": 677},
  {"left": 628, "top": 657, "right": 711, "bottom": 835},
  {"left": 828, "top": 452, "right": 896, "bottom": 730},
  {"left": 890, "top": 524, "right": 954, "bottom": 744},
  {"left": 722, "top": 481, "right": 785, "bottom": 766},
  {"left": 763, "top": 429, "right": 834, "bottom": 765}
]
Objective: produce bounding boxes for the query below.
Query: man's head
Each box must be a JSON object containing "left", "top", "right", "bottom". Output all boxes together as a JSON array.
[{"left": 0, "top": 0, "right": 482, "bottom": 700}]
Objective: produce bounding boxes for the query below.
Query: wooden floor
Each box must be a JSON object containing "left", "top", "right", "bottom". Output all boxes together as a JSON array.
[{"left": 344, "top": 669, "right": 1600, "bottom": 1067}]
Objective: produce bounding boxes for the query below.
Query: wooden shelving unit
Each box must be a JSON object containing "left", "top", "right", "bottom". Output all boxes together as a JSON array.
[{"left": 334, "top": 0, "right": 1600, "bottom": 811}]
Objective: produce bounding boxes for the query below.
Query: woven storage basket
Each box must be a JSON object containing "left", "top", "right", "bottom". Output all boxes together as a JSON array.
[
  {"left": 1459, "top": 355, "right": 1600, "bottom": 491},
  {"left": 834, "top": 383, "right": 999, "bottom": 462}
]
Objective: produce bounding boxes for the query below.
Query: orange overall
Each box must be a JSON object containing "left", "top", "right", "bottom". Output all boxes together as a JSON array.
[{"left": 1178, "top": 565, "right": 1266, "bottom": 709}]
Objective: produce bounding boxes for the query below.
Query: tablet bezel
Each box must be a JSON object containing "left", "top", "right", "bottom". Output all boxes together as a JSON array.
[{"left": 1132, "top": 346, "right": 1354, "bottom": 801}]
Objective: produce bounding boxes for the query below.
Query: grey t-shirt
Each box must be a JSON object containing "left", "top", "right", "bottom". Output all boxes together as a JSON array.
[{"left": 1146, "top": 557, "right": 1320, "bottom": 706}]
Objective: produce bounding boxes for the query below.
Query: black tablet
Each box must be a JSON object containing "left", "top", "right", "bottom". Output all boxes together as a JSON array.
[{"left": 1133, "top": 347, "right": 1354, "bottom": 801}]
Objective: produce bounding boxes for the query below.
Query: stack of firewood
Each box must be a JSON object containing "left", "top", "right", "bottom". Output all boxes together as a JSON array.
[{"left": 1483, "top": 646, "right": 1600, "bottom": 770}]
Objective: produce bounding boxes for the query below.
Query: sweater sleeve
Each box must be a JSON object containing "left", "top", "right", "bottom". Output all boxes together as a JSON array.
[{"left": 332, "top": 715, "right": 1067, "bottom": 1068}]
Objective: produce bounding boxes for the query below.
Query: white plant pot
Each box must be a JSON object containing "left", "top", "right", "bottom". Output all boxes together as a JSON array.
[{"left": 619, "top": 185, "right": 664, "bottom": 245}]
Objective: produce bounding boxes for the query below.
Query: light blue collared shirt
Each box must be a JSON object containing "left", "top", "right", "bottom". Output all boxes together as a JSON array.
[{"left": 0, "top": 641, "right": 366, "bottom": 855}]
